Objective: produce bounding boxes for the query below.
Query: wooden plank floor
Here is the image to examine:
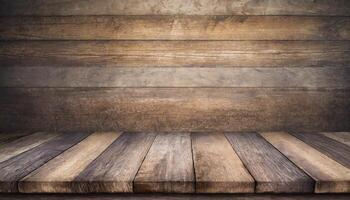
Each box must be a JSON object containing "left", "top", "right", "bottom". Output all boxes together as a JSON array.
[{"left": 0, "top": 132, "right": 349, "bottom": 194}]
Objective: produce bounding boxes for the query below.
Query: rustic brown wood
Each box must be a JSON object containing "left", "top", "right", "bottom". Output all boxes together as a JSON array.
[
  {"left": 1, "top": 67, "right": 349, "bottom": 88},
  {"left": 290, "top": 132, "right": 350, "bottom": 168},
  {"left": 0, "top": 132, "right": 28, "bottom": 145},
  {"left": 0, "top": 88, "right": 349, "bottom": 133},
  {"left": 1, "top": 16, "right": 349, "bottom": 40},
  {"left": 225, "top": 132, "right": 314, "bottom": 193},
  {"left": 0, "top": 132, "right": 60, "bottom": 163},
  {"left": 1, "top": 0, "right": 349, "bottom": 16},
  {"left": 18, "top": 132, "right": 122, "bottom": 193},
  {"left": 191, "top": 132, "right": 254, "bottom": 193},
  {"left": 72, "top": 132, "right": 156, "bottom": 193},
  {"left": 1, "top": 41, "right": 349, "bottom": 68},
  {"left": 134, "top": 133, "right": 194, "bottom": 193},
  {"left": 260, "top": 132, "right": 350, "bottom": 193},
  {"left": 320, "top": 132, "right": 350, "bottom": 146},
  {"left": 0, "top": 132, "right": 89, "bottom": 192},
  {"left": 0, "top": 194, "right": 350, "bottom": 200}
]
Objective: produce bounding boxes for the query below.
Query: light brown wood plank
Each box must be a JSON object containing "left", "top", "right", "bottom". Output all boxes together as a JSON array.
[
  {"left": 18, "top": 132, "right": 122, "bottom": 193},
  {"left": 320, "top": 132, "right": 350, "bottom": 146},
  {"left": 0, "top": 16, "right": 349, "bottom": 40},
  {"left": 291, "top": 132, "right": 350, "bottom": 168},
  {"left": 134, "top": 133, "right": 194, "bottom": 193},
  {"left": 1, "top": 0, "right": 349, "bottom": 16},
  {"left": 191, "top": 132, "right": 254, "bottom": 193},
  {"left": 0, "top": 132, "right": 60, "bottom": 163},
  {"left": 260, "top": 132, "right": 350, "bottom": 193},
  {"left": 72, "top": 132, "right": 156, "bottom": 193},
  {"left": 1, "top": 67, "right": 349, "bottom": 88},
  {"left": 1, "top": 41, "right": 349, "bottom": 68},
  {"left": 225, "top": 132, "right": 314, "bottom": 193},
  {"left": 0, "top": 132, "right": 89, "bottom": 192},
  {"left": 0, "top": 88, "right": 349, "bottom": 133}
]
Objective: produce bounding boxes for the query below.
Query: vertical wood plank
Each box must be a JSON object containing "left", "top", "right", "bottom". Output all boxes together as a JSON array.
[
  {"left": 261, "top": 132, "right": 350, "bottom": 193},
  {"left": 191, "top": 133, "right": 255, "bottom": 193},
  {"left": 134, "top": 133, "right": 194, "bottom": 193},
  {"left": 225, "top": 132, "right": 314, "bottom": 193},
  {"left": 72, "top": 132, "right": 156, "bottom": 193},
  {"left": 18, "top": 132, "right": 122, "bottom": 193},
  {"left": 0, "top": 132, "right": 89, "bottom": 192}
]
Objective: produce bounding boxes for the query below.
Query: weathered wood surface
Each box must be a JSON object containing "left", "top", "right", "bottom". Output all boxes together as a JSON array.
[
  {"left": 18, "top": 132, "right": 122, "bottom": 193},
  {"left": 320, "top": 132, "right": 350, "bottom": 146},
  {"left": 191, "top": 133, "right": 254, "bottom": 193},
  {"left": 72, "top": 132, "right": 156, "bottom": 193},
  {"left": 225, "top": 132, "right": 314, "bottom": 193},
  {"left": 291, "top": 132, "right": 350, "bottom": 168},
  {"left": 0, "top": 132, "right": 28, "bottom": 145},
  {"left": 0, "top": 194, "right": 350, "bottom": 200},
  {"left": 0, "top": 132, "right": 89, "bottom": 192},
  {"left": 1, "top": 16, "right": 349, "bottom": 40},
  {"left": 0, "top": 88, "right": 349, "bottom": 132},
  {"left": 1, "top": 67, "right": 349, "bottom": 88},
  {"left": 134, "top": 133, "right": 194, "bottom": 193},
  {"left": 0, "top": 132, "right": 59, "bottom": 163},
  {"left": 1, "top": 0, "right": 349, "bottom": 16},
  {"left": 1, "top": 41, "right": 349, "bottom": 68},
  {"left": 260, "top": 132, "right": 350, "bottom": 193}
]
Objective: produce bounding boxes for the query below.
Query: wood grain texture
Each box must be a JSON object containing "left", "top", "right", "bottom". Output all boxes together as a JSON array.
[
  {"left": 1, "top": 194, "right": 350, "bottom": 200},
  {"left": 191, "top": 132, "right": 254, "bottom": 193},
  {"left": 0, "top": 132, "right": 28, "bottom": 145},
  {"left": 260, "top": 132, "right": 350, "bottom": 193},
  {"left": 290, "top": 132, "right": 350, "bottom": 168},
  {"left": 0, "top": 16, "right": 349, "bottom": 40},
  {"left": 72, "top": 132, "right": 156, "bottom": 193},
  {"left": 0, "top": 132, "right": 60, "bottom": 163},
  {"left": 0, "top": 132, "right": 89, "bottom": 192},
  {"left": 320, "top": 132, "right": 350, "bottom": 146},
  {"left": 1, "top": 41, "right": 349, "bottom": 68},
  {"left": 1, "top": 67, "right": 349, "bottom": 88},
  {"left": 0, "top": 88, "right": 349, "bottom": 132},
  {"left": 18, "top": 132, "right": 122, "bottom": 193},
  {"left": 225, "top": 132, "right": 314, "bottom": 193},
  {"left": 134, "top": 133, "right": 194, "bottom": 193},
  {"left": 1, "top": 0, "right": 349, "bottom": 16}
]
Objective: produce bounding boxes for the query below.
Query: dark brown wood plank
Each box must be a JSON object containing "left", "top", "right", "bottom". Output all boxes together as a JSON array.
[
  {"left": 1, "top": 41, "right": 349, "bottom": 68},
  {"left": 0, "top": 132, "right": 28, "bottom": 145},
  {"left": 0, "top": 16, "right": 349, "bottom": 40},
  {"left": 261, "top": 132, "right": 350, "bottom": 193},
  {"left": 320, "top": 132, "right": 350, "bottom": 146},
  {"left": 1, "top": 67, "right": 349, "bottom": 88},
  {"left": 0, "top": 132, "right": 89, "bottom": 192},
  {"left": 72, "top": 132, "right": 156, "bottom": 193},
  {"left": 134, "top": 133, "right": 194, "bottom": 193},
  {"left": 225, "top": 132, "right": 314, "bottom": 193},
  {"left": 18, "top": 132, "right": 122, "bottom": 193},
  {"left": 1, "top": 0, "right": 350, "bottom": 16},
  {"left": 191, "top": 133, "right": 254, "bottom": 193},
  {"left": 290, "top": 132, "right": 350, "bottom": 168},
  {"left": 0, "top": 88, "right": 349, "bottom": 133}
]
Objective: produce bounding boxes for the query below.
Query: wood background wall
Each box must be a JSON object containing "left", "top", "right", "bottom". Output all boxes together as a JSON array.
[{"left": 0, "top": 0, "right": 349, "bottom": 132}]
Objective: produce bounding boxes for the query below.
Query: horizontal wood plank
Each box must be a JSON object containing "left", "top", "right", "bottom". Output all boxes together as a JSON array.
[
  {"left": 2, "top": 41, "right": 349, "bottom": 68},
  {"left": 72, "top": 132, "right": 156, "bottom": 193},
  {"left": 1, "top": 67, "right": 349, "bottom": 88},
  {"left": 0, "top": 132, "right": 28, "bottom": 145},
  {"left": 260, "top": 132, "right": 350, "bottom": 193},
  {"left": 0, "top": 132, "right": 60, "bottom": 163},
  {"left": 320, "top": 132, "right": 350, "bottom": 146},
  {"left": 1, "top": 0, "right": 349, "bottom": 16},
  {"left": 290, "top": 132, "right": 350, "bottom": 168},
  {"left": 225, "top": 132, "right": 314, "bottom": 193},
  {"left": 134, "top": 133, "right": 194, "bottom": 193},
  {"left": 0, "top": 16, "right": 349, "bottom": 40},
  {"left": 18, "top": 132, "right": 122, "bottom": 193},
  {"left": 0, "top": 88, "right": 349, "bottom": 132},
  {"left": 191, "top": 133, "right": 254, "bottom": 193},
  {"left": 0, "top": 132, "right": 89, "bottom": 192}
]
